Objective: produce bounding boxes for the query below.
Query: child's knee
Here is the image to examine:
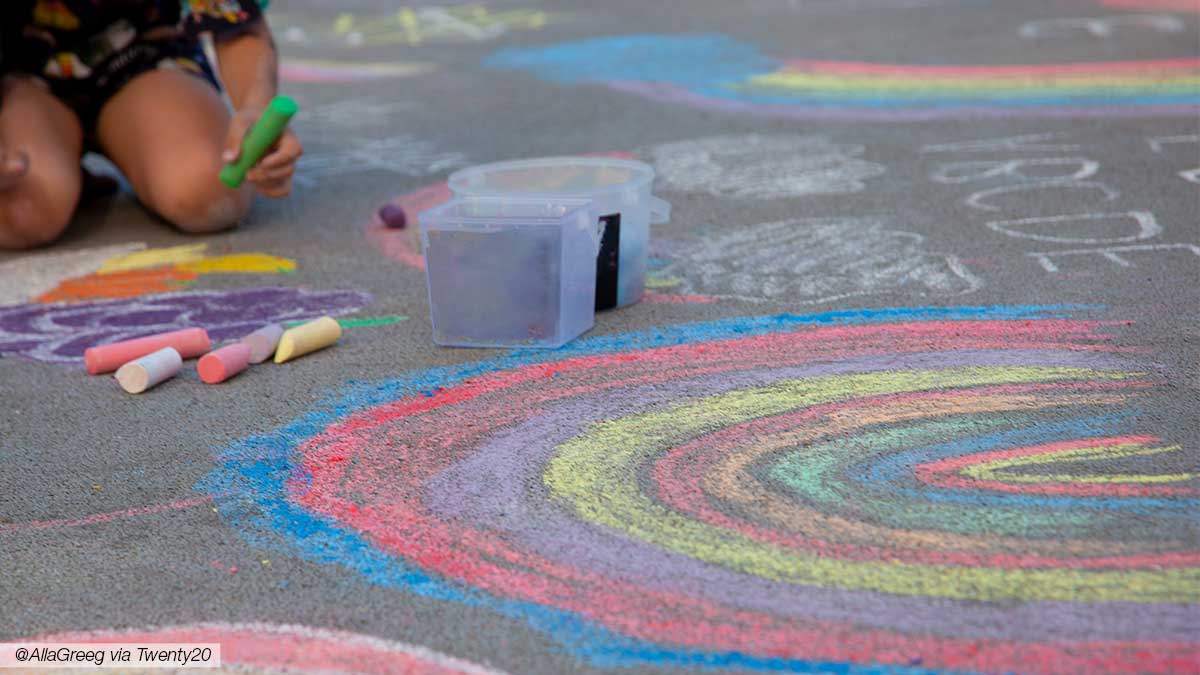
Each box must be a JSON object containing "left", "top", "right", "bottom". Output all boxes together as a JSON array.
[
  {"left": 148, "top": 166, "right": 251, "bottom": 234},
  {"left": 0, "top": 181, "right": 77, "bottom": 250},
  {"left": 165, "top": 193, "right": 249, "bottom": 235}
]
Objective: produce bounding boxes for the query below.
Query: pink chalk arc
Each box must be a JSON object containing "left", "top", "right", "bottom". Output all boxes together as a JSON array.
[{"left": 0, "top": 496, "right": 213, "bottom": 535}]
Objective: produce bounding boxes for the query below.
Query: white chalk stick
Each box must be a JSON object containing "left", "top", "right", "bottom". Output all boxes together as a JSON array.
[
  {"left": 114, "top": 347, "right": 183, "bottom": 394},
  {"left": 242, "top": 323, "right": 285, "bottom": 364}
]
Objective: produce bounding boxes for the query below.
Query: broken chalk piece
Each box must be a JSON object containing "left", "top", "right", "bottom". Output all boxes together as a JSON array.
[
  {"left": 378, "top": 203, "right": 407, "bottom": 229},
  {"left": 115, "top": 347, "right": 182, "bottom": 394},
  {"left": 198, "top": 342, "right": 253, "bottom": 384},
  {"left": 241, "top": 323, "right": 285, "bottom": 364},
  {"left": 275, "top": 316, "right": 341, "bottom": 364},
  {"left": 85, "top": 327, "right": 211, "bottom": 375}
]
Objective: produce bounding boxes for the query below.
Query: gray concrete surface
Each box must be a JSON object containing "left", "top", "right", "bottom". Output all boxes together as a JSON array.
[{"left": 1, "top": 1, "right": 1198, "bottom": 673}]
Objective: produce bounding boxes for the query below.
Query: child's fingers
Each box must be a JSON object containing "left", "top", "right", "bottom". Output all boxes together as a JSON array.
[
  {"left": 257, "top": 132, "right": 303, "bottom": 170},
  {"left": 263, "top": 166, "right": 295, "bottom": 181},
  {"left": 221, "top": 112, "right": 255, "bottom": 163},
  {"left": 245, "top": 164, "right": 294, "bottom": 184},
  {"left": 258, "top": 177, "right": 292, "bottom": 198},
  {"left": 247, "top": 166, "right": 295, "bottom": 198}
]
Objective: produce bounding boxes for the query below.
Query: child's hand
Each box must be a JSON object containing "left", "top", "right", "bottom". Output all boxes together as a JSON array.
[
  {"left": 0, "top": 146, "right": 29, "bottom": 191},
  {"left": 222, "top": 106, "right": 303, "bottom": 198}
]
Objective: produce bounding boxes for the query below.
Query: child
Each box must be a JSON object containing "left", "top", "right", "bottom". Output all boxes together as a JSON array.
[{"left": 0, "top": 0, "right": 302, "bottom": 250}]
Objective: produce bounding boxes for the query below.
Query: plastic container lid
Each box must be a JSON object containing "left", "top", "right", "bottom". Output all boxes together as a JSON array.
[
  {"left": 419, "top": 197, "right": 599, "bottom": 232},
  {"left": 448, "top": 157, "right": 656, "bottom": 198}
]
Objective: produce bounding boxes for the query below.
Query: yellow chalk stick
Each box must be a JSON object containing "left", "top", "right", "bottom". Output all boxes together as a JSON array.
[{"left": 274, "top": 316, "right": 342, "bottom": 364}]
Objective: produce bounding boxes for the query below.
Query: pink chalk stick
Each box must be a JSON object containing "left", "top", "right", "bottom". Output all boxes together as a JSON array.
[
  {"left": 197, "top": 342, "right": 253, "bottom": 384},
  {"left": 84, "top": 327, "right": 211, "bottom": 375}
]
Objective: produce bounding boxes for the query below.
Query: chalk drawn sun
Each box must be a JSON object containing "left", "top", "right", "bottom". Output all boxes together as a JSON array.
[{"left": 205, "top": 305, "right": 1199, "bottom": 675}]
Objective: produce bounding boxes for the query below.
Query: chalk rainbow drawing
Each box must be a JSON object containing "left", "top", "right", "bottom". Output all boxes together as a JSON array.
[
  {"left": 0, "top": 287, "right": 371, "bottom": 365},
  {"left": 0, "top": 242, "right": 389, "bottom": 366},
  {"left": 28, "top": 623, "right": 506, "bottom": 674},
  {"left": 485, "top": 34, "right": 1200, "bottom": 120},
  {"left": 0, "top": 242, "right": 298, "bottom": 305},
  {"left": 202, "top": 305, "right": 1200, "bottom": 674},
  {"left": 0, "top": 242, "right": 146, "bottom": 306}
]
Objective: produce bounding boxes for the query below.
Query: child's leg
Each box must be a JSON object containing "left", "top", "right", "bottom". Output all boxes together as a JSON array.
[
  {"left": 0, "top": 77, "right": 84, "bottom": 250},
  {"left": 95, "top": 68, "right": 252, "bottom": 234}
]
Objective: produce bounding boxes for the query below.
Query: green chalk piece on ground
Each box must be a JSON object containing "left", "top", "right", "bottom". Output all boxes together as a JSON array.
[
  {"left": 219, "top": 95, "right": 298, "bottom": 188},
  {"left": 336, "top": 316, "right": 409, "bottom": 328}
]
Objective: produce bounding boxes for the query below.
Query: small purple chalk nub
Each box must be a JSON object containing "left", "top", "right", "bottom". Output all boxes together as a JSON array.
[{"left": 378, "top": 203, "right": 407, "bottom": 229}]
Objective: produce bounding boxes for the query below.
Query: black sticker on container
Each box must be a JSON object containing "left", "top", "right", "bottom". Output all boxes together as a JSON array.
[{"left": 595, "top": 213, "right": 621, "bottom": 311}]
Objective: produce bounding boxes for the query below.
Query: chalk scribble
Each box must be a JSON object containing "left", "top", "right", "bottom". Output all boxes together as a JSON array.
[{"left": 649, "top": 135, "right": 885, "bottom": 199}]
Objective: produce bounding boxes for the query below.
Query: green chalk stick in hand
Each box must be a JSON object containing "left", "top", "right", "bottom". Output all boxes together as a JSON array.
[{"left": 219, "top": 95, "right": 299, "bottom": 189}]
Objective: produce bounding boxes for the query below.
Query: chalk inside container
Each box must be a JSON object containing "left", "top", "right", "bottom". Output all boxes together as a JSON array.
[{"left": 418, "top": 197, "right": 601, "bottom": 349}]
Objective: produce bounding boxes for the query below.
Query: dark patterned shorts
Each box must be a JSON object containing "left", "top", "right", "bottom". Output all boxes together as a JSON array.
[{"left": 41, "top": 38, "right": 222, "bottom": 134}]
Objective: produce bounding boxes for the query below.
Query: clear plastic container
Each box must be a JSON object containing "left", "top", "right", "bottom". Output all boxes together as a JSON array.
[
  {"left": 419, "top": 197, "right": 601, "bottom": 349},
  {"left": 448, "top": 157, "right": 671, "bottom": 310}
]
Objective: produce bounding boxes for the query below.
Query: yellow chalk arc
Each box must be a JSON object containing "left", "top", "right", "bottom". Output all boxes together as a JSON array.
[{"left": 97, "top": 244, "right": 209, "bottom": 274}]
